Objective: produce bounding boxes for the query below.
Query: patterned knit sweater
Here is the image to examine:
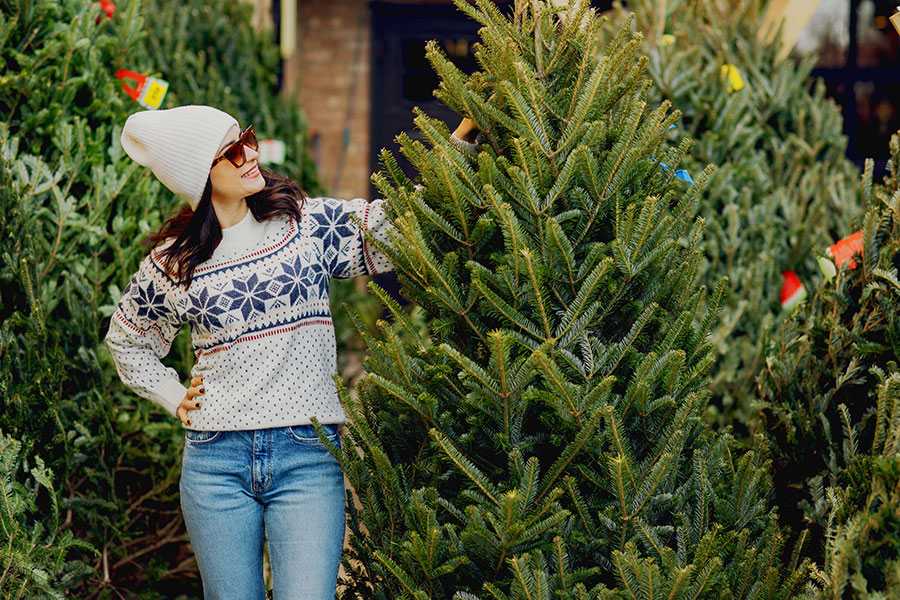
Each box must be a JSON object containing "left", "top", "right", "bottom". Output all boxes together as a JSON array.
[
  {"left": 105, "top": 196, "right": 394, "bottom": 430},
  {"left": 106, "top": 132, "right": 482, "bottom": 431}
]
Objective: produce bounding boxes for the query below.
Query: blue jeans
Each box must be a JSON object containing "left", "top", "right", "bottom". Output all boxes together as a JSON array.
[{"left": 179, "top": 424, "right": 345, "bottom": 599}]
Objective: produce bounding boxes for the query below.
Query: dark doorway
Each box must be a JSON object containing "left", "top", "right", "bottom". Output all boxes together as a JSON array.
[
  {"left": 369, "top": 1, "right": 505, "bottom": 199},
  {"left": 802, "top": 0, "right": 900, "bottom": 176}
]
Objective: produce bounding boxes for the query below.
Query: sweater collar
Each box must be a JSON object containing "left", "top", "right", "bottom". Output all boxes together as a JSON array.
[{"left": 217, "top": 206, "right": 266, "bottom": 256}]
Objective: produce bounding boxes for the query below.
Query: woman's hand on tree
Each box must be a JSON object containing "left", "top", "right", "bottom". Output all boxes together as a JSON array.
[
  {"left": 453, "top": 117, "right": 480, "bottom": 143},
  {"left": 177, "top": 375, "right": 204, "bottom": 426}
]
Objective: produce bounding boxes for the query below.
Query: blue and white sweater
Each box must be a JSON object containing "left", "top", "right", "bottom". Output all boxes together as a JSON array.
[
  {"left": 106, "top": 132, "right": 483, "bottom": 431},
  {"left": 105, "top": 196, "right": 394, "bottom": 431}
]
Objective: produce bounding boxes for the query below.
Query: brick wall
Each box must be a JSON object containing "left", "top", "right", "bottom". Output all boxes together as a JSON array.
[{"left": 282, "top": 0, "right": 373, "bottom": 202}]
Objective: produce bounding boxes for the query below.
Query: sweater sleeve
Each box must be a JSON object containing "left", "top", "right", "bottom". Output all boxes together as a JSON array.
[
  {"left": 448, "top": 131, "right": 485, "bottom": 160},
  {"left": 105, "top": 254, "right": 187, "bottom": 418},
  {"left": 315, "top": 197, "right": 395, "bottom": 278}
]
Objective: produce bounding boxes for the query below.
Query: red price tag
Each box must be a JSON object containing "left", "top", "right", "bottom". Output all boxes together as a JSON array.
[
  {"left": 116, "top": 70, "right": 169, "bottom": 110},
  {"left": 91, "top": 1, "right": 115, "bottom": 23},
  {"left": 826, "top": 230, "right": 863, "bottom": 270}
]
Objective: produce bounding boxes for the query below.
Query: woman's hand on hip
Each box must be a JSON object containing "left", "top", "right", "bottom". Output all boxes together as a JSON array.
[{"left": 177, "top": 375, "right": 204, "bottom": 426}]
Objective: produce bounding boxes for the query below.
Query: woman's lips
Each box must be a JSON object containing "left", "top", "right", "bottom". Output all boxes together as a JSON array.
[{"left": 242, "top": 165, "right": 260, "bottom": 179}]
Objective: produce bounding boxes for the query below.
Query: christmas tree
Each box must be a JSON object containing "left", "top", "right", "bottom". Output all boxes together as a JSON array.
[
  {"left": 616, "top": 0, "right": 862, "bottom": 429},
  {"left": 758, "top": 135, "right": 900, "bottom": 595},
  {"left": 0, "top": 136, "right": 97, "bottom": 600},
  {"left": 330, "top": 0, "right": 809, "bottom": 596}
]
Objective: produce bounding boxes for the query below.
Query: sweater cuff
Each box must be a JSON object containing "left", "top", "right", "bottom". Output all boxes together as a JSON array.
[
  {"left": 153, "top": 378, "right": 186, "bottom": 418},
  {"left": 449, "top": 131, "right": 483, "bottom": 157}
]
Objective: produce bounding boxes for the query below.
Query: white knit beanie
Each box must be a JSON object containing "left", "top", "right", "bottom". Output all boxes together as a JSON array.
[{"left": 120, "top": 105, "right": 239, "bottom": 210}]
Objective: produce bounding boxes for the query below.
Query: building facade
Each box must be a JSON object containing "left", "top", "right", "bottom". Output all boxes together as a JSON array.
[{"left": 250, "top": 0, "right": 900, "bottom": 200}]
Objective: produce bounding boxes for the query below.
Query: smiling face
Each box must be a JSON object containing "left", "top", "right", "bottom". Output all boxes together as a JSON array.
[{"left": 209, "top": 124, "right": 265, "bottom": 203}]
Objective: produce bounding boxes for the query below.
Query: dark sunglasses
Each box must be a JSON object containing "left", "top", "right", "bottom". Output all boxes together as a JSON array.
[{"left": 211, "top": 125, "right": 258, "bottom": 169}]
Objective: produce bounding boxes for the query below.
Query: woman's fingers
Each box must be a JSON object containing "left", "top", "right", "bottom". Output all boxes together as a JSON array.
[
  {"left": 179, "top": 376, "right": 205, "bottom": 426},
  {"left": 179, "top": 396, "right": 201, "bottom": 425}
]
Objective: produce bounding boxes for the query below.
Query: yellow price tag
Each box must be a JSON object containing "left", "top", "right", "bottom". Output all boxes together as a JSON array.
[
  {"left": 720, "top": 64, "right": 744, "bottom": 93},
  {"left": 140, "top": 78, "right": 169, "bottom": 109}
]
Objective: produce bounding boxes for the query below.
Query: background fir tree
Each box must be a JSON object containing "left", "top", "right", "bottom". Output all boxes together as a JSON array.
[
  {"left": 0, "top": 138, "right": 97, "bottom": 600},
  {"left": 613, "top": 0, "right": 862, "bottom": 430},
  {"left": 757, "top": 135, "right": 900, "bottom": 596},
  {"left": 0, "top": 0, "right": 326, "bottom": 594},
  {"left": 331, "top": 0, "right": 810, "bottom": 597},
  {"left": 816, "top": 372, "right": 900, "bottom": 597}
]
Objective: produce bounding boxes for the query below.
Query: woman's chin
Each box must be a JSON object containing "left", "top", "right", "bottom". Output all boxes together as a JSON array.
[{"left": 242, "top": 175, "right": 265, "bottom": 192}]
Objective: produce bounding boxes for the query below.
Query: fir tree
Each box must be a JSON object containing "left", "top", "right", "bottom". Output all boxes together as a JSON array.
[
  {"left": 0, "top": 0, "right": 324, "bottom": 593},
  {"left": 0, "top": 430, "right": 96, "bottom": 598},
  {"left": 817, "top": 372, "right": 900, "bottom": 597},
  {"left": 0, "top": 138, "right": 97, "bottom": 600},
  {"left": 758, "top": 135, "right": 900, "bottom": 594},
  {"left": 618, "top": 0, "right": 862, "bottom": 429},
  {"left": 329, "top": 0, "right": 810, "bottom": 597}
]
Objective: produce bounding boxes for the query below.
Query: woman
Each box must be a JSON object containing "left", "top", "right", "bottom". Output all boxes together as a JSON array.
[{"left": 106, "top": 104, "right": 481, "bottom": 599}]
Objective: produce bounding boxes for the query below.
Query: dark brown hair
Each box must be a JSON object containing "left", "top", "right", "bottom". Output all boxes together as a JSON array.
[{"left": 142, "top": 166, "right": 307, "bottom": 288}]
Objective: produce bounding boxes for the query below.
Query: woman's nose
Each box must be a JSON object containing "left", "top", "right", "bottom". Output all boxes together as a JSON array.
[{"left": 246, "top": 145, "right": 260, "bottom": 161}]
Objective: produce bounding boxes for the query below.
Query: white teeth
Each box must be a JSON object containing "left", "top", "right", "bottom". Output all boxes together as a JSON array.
[{"left": 242, "top": 166, "right": 259, "bottom": 178}]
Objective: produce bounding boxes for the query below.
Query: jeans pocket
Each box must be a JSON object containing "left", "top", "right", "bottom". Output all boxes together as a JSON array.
[
  {"left": 286, "top": 424, "right": 340, "bottom": 448},
  {"left": 184, "top": 429, "right": 222, "bottom": 446}
]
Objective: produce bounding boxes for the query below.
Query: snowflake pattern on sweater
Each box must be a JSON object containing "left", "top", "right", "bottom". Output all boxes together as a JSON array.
[{"left": 105, "top": 196, "right": 394, "bottom": 431}]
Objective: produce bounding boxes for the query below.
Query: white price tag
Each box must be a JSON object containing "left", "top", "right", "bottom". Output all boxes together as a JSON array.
[{"left": 258, "top": 139, "right": 286, "bottom": 165}]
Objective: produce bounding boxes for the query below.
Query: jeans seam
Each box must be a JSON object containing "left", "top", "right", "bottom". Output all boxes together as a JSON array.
[
  {"left": 286, "top": 425, "right": 338, "bottom": 445},
  {"left": 185, "top": 431, "right": 221, "bottom": 445}
]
